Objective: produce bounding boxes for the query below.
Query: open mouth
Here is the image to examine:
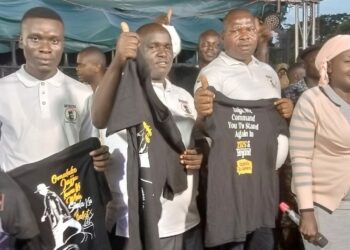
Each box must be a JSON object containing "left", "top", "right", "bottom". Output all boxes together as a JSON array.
[{"left": 156, "top": 61, "right": 169, "bottom": 67}]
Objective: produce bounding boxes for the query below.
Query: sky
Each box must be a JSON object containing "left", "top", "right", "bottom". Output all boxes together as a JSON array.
[{"left": 283, "top": 0, "right": 350, "bottom": 25}]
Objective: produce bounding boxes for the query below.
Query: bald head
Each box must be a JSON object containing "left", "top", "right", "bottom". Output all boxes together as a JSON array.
[
  {"left": 76, "top": 46, "right": 107, "bottom": 90},
  {"left": 136, "top": 23, "right": 170, "bottom": 40},
  {"left": 78, "top": 46, "right": 106, "bottom": 69}
]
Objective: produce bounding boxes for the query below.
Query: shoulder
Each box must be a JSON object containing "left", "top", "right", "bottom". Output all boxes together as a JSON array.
[
  {"left": 298, "top": 87, "right": 320, "bottom": 103},
  {"left": 294, "top": 87, "right": 321, "bottom": 114},
  {"left": 170, "top": 82, "right": 194, "bottom": 102},
  {"left": 201, "top": 56, "right": 225, "bottom": 76},
  {"left": 256, "top": 60, "right": 279, "bottom": 78},
  {"left": 60, "top": 71, "right": 92, "bottom": 97},
  {"left": 0, "top": 71, "right": 20, "bottom": 88}
]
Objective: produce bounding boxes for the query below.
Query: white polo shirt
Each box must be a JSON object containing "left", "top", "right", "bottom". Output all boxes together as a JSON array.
[
  {"left": 153, "top": 79, "right": 200, "bottom": 238},
  {"left": 106, "top": 79, "right": 200, "bottom": 238},
  {"left": 194, "top": 51, "right": 281, "bottom": 99},
  {"left": 103, "top": 129, "right": 129, "bottom": 237},
  {"left": 0, "top": 66, "right": 97, "bottom": 172}
]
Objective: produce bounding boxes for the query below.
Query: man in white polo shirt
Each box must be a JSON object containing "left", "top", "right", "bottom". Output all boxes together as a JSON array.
[
  {"left": 92, "top": 22, "right": 204, "bottom": 249},
  {"left": 193, "top": 9, "right": 292, "bottom": 250},
  {"left": 0, "top": 7, "right": 109, "bottom": 172}
]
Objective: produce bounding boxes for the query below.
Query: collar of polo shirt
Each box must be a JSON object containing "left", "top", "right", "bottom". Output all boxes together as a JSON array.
[
  {"left": 16, "top": 65, "right": 64, "bottom": 88},
  {"left": 220, "top": 51, "right": 260, "bottom": 66}
]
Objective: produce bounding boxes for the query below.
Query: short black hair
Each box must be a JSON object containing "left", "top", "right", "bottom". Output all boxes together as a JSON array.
[
  {"left": 223, "top": 9, "right": 254, "bottom": 31},
  {"left": 199, "top": 29, "right": 220, "bottom": 42},
  {"left": 21, "top": 7, "right": 63, "bottom": 25},
  {"left": 299, "top": 44, "right": 321, "bottom": 60}
]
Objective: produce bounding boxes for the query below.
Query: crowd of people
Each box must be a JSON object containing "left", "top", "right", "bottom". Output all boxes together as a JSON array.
[{"left": 0, "top": 5, "right": 349, "bottom": 250}]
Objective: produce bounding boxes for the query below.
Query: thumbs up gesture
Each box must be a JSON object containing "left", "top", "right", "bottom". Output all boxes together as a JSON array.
[
  {"left": 154, "top": 8, "right": 172, "bottom": 25},
  {"left": 194, "top": 75, "right": 215, "bottom": 118},
  {"left": 116, "top": 21, "right": 140, "bottom": 66}
]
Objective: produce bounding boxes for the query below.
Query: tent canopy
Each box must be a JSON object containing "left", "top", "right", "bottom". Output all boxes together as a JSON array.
[{"left": 0, "top": 0, "right": 279, "bottom": 53}]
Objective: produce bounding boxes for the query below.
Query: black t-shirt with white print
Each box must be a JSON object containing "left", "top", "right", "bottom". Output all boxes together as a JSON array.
[
  {"left": 204, "top": 87, "right": 289, "bottom": 247},
  {"left": 9, "top": 137, "right": 111, "bottom": 250}
]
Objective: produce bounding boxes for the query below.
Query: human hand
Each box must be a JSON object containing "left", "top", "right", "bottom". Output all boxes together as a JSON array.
[
  {"left": 255, "top": 17, "right": 272, "bottom": 45},
  {"left": 274, "top": 98, "right": 294, "bottom": 119},
  {"left": 115, "top": 22, "right": 140, "bottom": 67},
  {"left": 300, "top": 210, "right": 319, "bottom": 245},
  {"left": 89, "top": 145, "right": 110, "bottom": 171},
  {"left": 154, "top": 9, "right": 172, "bottom": 25},
  {"left": 180, "top": 149, "right": 203, "bottom": 170},
  {"left": 194, "top": 75, "right": 215, "bottom": 118}
]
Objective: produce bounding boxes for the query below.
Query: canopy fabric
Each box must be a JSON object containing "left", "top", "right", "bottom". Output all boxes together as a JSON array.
[{"left": 0, "top": 0, "right": 278, "bottom": 52}]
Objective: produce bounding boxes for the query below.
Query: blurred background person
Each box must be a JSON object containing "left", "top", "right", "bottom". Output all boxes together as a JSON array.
[
  {"left": 283, "top": 62, "right": 307, "bottom": 104},
  {"left": 276, "top": 63, "right": 290, "bottom": 90},
  {"left": 76, "top": 46, "right": 107, "bottom": 92}
]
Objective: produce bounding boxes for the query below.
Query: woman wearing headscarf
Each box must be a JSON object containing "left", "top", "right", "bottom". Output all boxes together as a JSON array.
[{"left": 289, "top": 34, "right": 350, "bottom": 250}]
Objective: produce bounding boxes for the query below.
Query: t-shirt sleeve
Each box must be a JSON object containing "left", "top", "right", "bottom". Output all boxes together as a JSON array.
[
  {"left": 289, "top": 91, "right": 317, "bottom": 210},
  {"left": 0, "top": 174, "right": 39, "bottom": 240},
  {"left": 107, "top": 60, "right": 145, "bottom": 136},
  {"left": 80, "top": 95, "right": 98, "bottom": 140}
]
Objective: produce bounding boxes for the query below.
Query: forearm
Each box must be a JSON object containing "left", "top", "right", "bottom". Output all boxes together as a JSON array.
[
  {"left": 92, "top": 57, "right": 123, "bottom": 129},
  {"left": 289, "top": 98, "right": 316, "bottom": 209},
  {"left": 255, "top": 42, "right": 269, "bottom": 63}
]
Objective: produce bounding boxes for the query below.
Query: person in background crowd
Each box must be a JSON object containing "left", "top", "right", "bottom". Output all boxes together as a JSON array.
[
  {"left": 290, "top": 34, "right": 350, "bottom": 250},
  {"left": 276, "top": 63, "right": 290, "bottom": 89},
  {"left": 76, "top": 46, "right": 107, "bottom": 92},
  {"left": 283, "top": 63, "right": 308, "bottom": 104},
  {"left": 298, "top": 45, "right": 321, "bottom": 88},
  {"left": 197, "top": 30, "right": 221, "bottom": 70},
  {"left": 168, "top": 29, "right": 221, "bottom": 95}
]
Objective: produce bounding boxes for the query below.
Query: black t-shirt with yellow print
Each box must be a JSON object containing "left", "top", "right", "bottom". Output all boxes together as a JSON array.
[{"left": 204, "top": 87, "right": 289, "bottom": 247}]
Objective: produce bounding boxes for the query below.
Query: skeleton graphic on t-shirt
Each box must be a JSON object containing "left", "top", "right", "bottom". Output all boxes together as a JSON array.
[{"left": 35, "top": 183, "right": 93, "bottom": 250}]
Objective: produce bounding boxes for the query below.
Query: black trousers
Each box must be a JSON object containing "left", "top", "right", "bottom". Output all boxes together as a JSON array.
[{"left": 207, "top": 227, "right": 274, "bottom": 250}]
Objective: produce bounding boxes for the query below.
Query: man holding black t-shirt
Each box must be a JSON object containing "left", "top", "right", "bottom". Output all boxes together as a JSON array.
[{"left": 92, "top": 22, "right": 204, "bottom": 250}]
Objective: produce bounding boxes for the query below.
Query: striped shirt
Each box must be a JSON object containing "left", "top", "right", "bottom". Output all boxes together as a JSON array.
[{"left": 290, "top": 86, "right": 350, "bottom": 212}]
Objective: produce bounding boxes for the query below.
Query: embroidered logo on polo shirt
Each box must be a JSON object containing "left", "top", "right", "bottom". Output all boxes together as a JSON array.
[
  {"left": 265, "top": 75, "right": 274, "bottom": 86},
  {"left": 64, "top": 104, "right": 78, "bottom": 123},
  {"left": 178, "top": 99, "right": 193, "bottom": 117}
]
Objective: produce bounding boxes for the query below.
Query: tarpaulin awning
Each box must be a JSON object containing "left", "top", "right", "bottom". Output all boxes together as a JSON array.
[{"left": 0, "top": 0, "right": 280, "bottom": 52}]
